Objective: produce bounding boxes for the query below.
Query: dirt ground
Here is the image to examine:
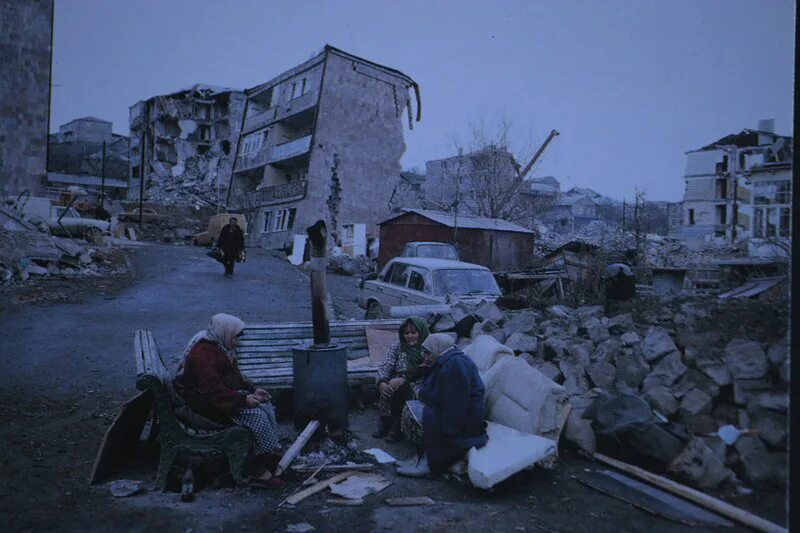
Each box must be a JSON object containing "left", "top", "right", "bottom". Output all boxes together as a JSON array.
[{"left": 0, "top": 243, "right": 788, "bottom": 532}]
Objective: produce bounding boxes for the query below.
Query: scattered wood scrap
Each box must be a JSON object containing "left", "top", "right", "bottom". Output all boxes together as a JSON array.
[
  {"left": 385, "top": 497, "right": 435, "bottom": 507},
  {"left": 284, "top": 471, "right": 358, "bottom": 506},
  {"left": 593, "top": 453, "right": 787, "bottom": 533},
  {"left": 275, "top": 420, "right": 321, "bottom": 476},
  {"left": 293, "top": 463, "right": 373, "bottom": 473},
  {"left": 326, "top": 498, "right": 364, "bottom": 506}
]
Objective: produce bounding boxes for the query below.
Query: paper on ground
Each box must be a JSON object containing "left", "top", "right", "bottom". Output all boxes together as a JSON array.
[
  {"left": 467, "top": 421, "right": 557, "bottom": 489},
  {"left": 363, "top": 448, "right": 397, "bottom": 464},
  {"left": 329, "top": 473, "right": 392, "bottom": 500}
]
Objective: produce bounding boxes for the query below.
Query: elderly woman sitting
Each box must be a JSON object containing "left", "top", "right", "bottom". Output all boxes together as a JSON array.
[
  {"left": 373, "top": 316, "right": 430, "bottom": 442},
  {"left": 397, "top": 333, "right": 489, "bottom": 478},
  {"left": 174, "top": 313, "right": 284, "bottom": 488}
]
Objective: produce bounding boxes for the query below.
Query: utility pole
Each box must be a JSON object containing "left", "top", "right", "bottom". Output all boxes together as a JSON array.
[
  {"left": 100, "top": 141, "right": 106, "bottom": 207},
  {"left": 453, "top": 148, "right": 462, "bottom": 244}
]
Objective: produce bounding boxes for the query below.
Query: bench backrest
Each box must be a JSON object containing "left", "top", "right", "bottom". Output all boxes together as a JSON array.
[
  {"left": 237, "top": 319, "right": 403, "bottom": 387},
  {"left": 134, "top": 329, "right": 184, "bottom": 427}
]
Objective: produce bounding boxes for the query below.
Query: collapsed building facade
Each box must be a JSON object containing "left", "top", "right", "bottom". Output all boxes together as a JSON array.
[
  {"left": 226, "top": 45, "right": 421, "bottom": 249},
  {"left": 681, "top": 119, "right": 792, "bottom": 254},
  {"left": 127, "top": 84, "right": 246, "bottom": 207}
]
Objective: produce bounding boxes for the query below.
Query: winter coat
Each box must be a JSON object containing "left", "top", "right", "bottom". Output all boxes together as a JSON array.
[
  {"left": 173, "top": 339, "right": 255, "bottom": 423},
  {"left": 217, "top": 223, "right": 244, "bottom": 257},
  {"left": 418, "top": 346, "right": 489, "bottom": 475}
]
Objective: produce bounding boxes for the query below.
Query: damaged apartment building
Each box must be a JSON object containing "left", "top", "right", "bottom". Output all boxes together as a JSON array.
[
  {"left": 127, "top": 84, "right": 246, "bottom": 206},
  {"left": 681, "top": 119, "right": 792, "bottom": 255},
  {"left": 226, "top": 45, "right": 420, "bottom": 249}
]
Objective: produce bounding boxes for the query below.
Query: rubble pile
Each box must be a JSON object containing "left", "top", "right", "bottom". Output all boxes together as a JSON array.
[
  {"left": 428, "top": 297, "right": 788, "bottom": 491},
  {"left": 0, "top": 227, "right": 123, "bottom": 285}
]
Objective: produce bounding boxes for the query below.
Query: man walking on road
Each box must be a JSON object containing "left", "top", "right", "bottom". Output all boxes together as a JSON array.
[{"left": 217, "top": 217, "right": 245, "bottom": 277}]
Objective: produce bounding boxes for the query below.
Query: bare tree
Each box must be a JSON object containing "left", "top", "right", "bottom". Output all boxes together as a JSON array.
[{"left": 442, "top": 118, "right": 545, "bottom": 225}]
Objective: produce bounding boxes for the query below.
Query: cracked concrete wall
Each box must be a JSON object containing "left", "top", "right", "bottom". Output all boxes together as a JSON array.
[
  {"left": 0, "top": 0, "right": 53, "bottom": 197},
  {"left": 299, "top": 52, "right": 411, "bottom": 245}
]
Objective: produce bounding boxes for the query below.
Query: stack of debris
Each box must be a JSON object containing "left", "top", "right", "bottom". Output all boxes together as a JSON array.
[
  {"left": 0, "top": 227, "right": 120, "bottom": 284},
  {"left": 427, "top": 298, "right": 788, "bottom": 491}
]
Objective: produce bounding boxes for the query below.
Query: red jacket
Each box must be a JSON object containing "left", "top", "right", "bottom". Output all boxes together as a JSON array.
[{"left": 174, "top": 340, "right": 254, "bottom": 423}]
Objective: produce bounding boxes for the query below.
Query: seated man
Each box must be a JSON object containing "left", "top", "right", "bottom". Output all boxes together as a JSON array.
[{"left": 396, "top": 333, "right": 489, "bottom": 477}]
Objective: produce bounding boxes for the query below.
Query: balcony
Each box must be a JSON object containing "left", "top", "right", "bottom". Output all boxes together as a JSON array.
[
  {"left": 235, "top": 150, "right": 271, "bottom": 172},
  {"left": 268, "top": 135, "right": 312, "bottom": 164},
  {"left": 276, "top": 91, "right": 317, "bottom": 123},
  {"left": 242, "top": 107, "right": 276, "bottom": 134},
  {"left": 243, "top": 180, "right": 307, "bottom": 209}
]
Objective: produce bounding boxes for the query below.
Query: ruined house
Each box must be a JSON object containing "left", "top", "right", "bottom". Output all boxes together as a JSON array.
[
  {"left": 226, "top": 45, "right": 421, "bottom": 249},
  {"left": 0, "top": 0, "right": 53, "bottom": 197},
  {"left": 127, "top": 84, "right": 246, "bottom": 207},
  {"left": 47, "top": 117, "right": 129, "bottom": 198},
  {"left": 681, "top": 119, "right": 792, "bottom": 252},
  {"left": 424, "top": 146, "right": 525, "bottom": 223}
]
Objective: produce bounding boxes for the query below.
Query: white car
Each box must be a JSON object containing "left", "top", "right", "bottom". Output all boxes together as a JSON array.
[{"left": 358, "top": 257, "right": 502, "bottom": 319}]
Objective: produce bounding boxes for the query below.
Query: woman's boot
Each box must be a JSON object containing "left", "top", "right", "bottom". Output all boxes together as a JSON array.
[
  {"left": 372, "top": 416, "right": 392, "bottom": 438},
  {"left": 385, "top": 417, "right": 403, "bottom": 442}
]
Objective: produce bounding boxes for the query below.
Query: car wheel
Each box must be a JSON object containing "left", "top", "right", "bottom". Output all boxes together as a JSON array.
[
  {"left": 364, "top": 300, "right": 383, "bottom": 320},
  {"left": 83, "top": 227, "right": 102, "bottom": 243}
]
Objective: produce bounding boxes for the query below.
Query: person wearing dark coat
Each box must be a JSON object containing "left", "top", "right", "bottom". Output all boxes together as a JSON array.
[
  {"left": 396, "top": 333, "right": 489, "bottom": 477},
  {"left": 217, "top": 217, "right": 245, "bottom": 277}
]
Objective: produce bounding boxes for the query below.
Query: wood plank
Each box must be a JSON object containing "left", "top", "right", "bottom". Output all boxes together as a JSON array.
[
  {"left": 134, "top": 330, "right": 144, "bottom": 375},
  {"left": 366, "top": 328, "right": 397, "bottom": 364},
  {"left": 593, "top": 453, "right": 786, "bottom": 533},
  {"left": 284, "top": 471, "right": 358, "bottom": 506},
  {"left": 385, "top": 497, "right": 435, "bottom": 507},
  {"left": 275, "top": 420, "right": 321, "bottom": 476},
  {"left": 293, "top": 464, "right": 374, "bottom": 473},
  {"left": 245, "top": 319, "right": 402, "bottom": 331}
]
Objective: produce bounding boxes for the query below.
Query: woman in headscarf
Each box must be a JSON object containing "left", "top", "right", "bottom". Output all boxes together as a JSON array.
[
  {"left": 373, "top": 316, "right": 430, "bottom": 442},
  {"left": 174, "top": 313, "right": 284, "bottom": 488},
  {"left": 396, "top": 333, "right": 489, "bottom": 478}
]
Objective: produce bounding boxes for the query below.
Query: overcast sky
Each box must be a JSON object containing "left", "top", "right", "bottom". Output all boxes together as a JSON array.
[{"left": 50, "top": 0, "right": 794, "bottom": 202}]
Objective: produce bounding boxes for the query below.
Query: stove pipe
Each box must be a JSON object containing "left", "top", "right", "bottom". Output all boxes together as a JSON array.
[{"left": 306, "top": 220, "right": 330, "bottom": 346}]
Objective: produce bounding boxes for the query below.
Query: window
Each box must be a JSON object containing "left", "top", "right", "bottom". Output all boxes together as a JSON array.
[
  {"left": 389, "top": 263, "right": 410, "bottom": 286},
  {"left": 716, "top": 155, "right": 728, "bottom": 174},
  {"left": 715, "top": 205, "right": 727, "bottom": 225},
  {"left": 715, "top": 178, "right": 727, "bottom": 199},
  {"left": 273, "top": 208, "right": 297, "bottom": 231},
  {"left": 197, "top": 125, "right": 212, "bottom": 142},
  {"left": 194, "top": 104, "right": 210, "bottom": 120},
  {"left": 262, "top": 211, "right": 272, "bottom": 233},
  {"left": 765, "top": 207, "right": 777, "bottom": 237},
  {"left": 241, "top": 129, "right": 268, "bottom": 155},
  {"left": 688, "top": 209, "right": 695, "bottom": 225},
  {"left": 779, "top": 208, "right": 791, "bottom": 237},
  {"left": 291, "top": 78, "right": 307, "bottom": 99},
  {"left": 752, "top": 207, "right": 764, "bottom": 238},
  {"left": 408, "top": 270, "right": 427, "bottom": 293}
]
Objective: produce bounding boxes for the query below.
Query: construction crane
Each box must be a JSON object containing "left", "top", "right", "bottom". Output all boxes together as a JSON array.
[{"left": 519, "top": 129, "right": 560, "bottom": 179}]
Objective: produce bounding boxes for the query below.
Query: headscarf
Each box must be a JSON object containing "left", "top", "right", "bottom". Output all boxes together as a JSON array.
[
  {"left": 399, "top": 316, "right": 430, "bottom": 375},
  {"left": 182, "top": 313, "right": 246, "bottom": 363},
  {"left": 421, "top": 333, "right": 456, "bottom": 359}
]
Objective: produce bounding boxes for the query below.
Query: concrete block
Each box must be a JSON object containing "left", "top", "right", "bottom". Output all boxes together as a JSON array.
[
  {"left": 778, "top": 359, "right": 789, "bottom": 383},
  {"left": 587, "top": 361, "right": 616, "bottom": 389},
  {"left": 734, "top": 435, "right": 775, "bottom": 484},
  {"left": 679, "top": 389, "right": 713, "bottom": 417},
  {"left": 546, "top": 305, "right": 573, "bottom": 319},
  {"left": 747, "top": 392, "right": 788, "bottom": 414},
  {"left": 613, "top": 348, "right": 651, "bottom": 391},
  {"left": 723, "top": 339, "right": 768, "bottom": 380},
  {"left": 668, "top": 437, "right": 731, "bottom": 489},
  {"left": 696, "top": 355, "right": 732, "bottom": 387},
  {"left": 672, "top": 370, "right": 719, "bottom": 400},
  {"left": 643, "top": 385, "right": 678, "bottom": 417},
  {"left": 682, "top": 414, "right": 717, "bottom": 435},
  {"left": 574, "top": 305, "right": 604, "bottom": 320},
  {"left": 607, "top": 313, "right": 634, "bottom": 335},
  {"left": 750, "top": 409, "right": 787, "bottom": 448},
  {"left": 502, "top": 310, "right": 540, "bottom": 336},
  {"left": 543, "top": 337, "right": 569, "bottom": 360},
  {"left": 641, "top": 326, "right": 679, "bottom": 363},
  {"left": 562, "top": 392, "right": 598, "bottom": 454},
  {"left": 767, "top": 337, "right": 788, "bottom": 366},
  {"left": 474, "top": 301, "right": 505, "bottom": 323},
  {"left": 593, "top": 337, "right": 623, "bottom": 363},
  {"left": 467, "top": 422, "right": 557, "bottom": 490},
  {"left": 620, "top": 331, "right": 641, "bottom": 347},
  {"left": 505, "top": 333, "right": 538, "bottom": 354},
  {"left": 642, "top": 351, "right": 687, "bottom": 391},
  {"left": 732, "top": 378, "right": 773, "bottom": 406}
]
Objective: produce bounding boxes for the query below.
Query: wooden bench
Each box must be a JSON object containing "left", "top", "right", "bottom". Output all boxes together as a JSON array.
[
  {"left": 237, "top": 319, "right": 403, "bottom": 389},
  {"left": 133, "top": 330, "right": 253, "bottom": 488}
]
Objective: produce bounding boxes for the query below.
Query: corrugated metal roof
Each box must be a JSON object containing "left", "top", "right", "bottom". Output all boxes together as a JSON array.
[
  {"left": 381, "top": 208, "right": 534, "bottom": 234},
  {"left": 718, "top": 276, "right": 786, "bottom": 299}
]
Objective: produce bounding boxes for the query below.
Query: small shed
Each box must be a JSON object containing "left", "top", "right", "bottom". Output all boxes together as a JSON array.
[
  {"left": 541, "top": 240, "right": 601, "bottom": 281},
  {"left": 377, "top": 208, "right": 534, "bottom": 271}
]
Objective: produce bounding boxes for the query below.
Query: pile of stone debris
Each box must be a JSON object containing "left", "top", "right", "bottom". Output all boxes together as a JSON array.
[{"left": 425, "top": 298, "right": 788, "bottom": 492}]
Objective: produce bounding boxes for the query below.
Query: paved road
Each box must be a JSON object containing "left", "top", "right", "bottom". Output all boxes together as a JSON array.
[{"left": 0, "top": 243, "right": 362, "bottom": 395}]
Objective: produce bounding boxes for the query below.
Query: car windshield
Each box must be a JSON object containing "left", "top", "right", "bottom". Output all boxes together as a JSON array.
[
  {"left": 432, "top": 269, "right": 501, "bottom": 297},
  {"left": 415, "top": 244, "right": 458, "bottom": 260}
]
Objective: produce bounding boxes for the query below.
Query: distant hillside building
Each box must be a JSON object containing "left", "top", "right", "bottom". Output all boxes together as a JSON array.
[
  {"left": 0, "top": 0, "right": 54, "bottom": 197},
  {"left": 128, "top": 84, "right": 246, "bottom": 206},
  {"left": 47, "top": 117, "right": 129, "bottom": 197},
  {"left": 681, "top": 119, "right": 792, "bottom": 250},
  {"left": 227, "top": 45, "right": 420, "bottom": 249}
]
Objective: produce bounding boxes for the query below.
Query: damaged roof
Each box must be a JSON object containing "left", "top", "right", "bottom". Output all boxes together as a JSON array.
[
  {"left": 689, "top": 129, "right": 792, "bottom": 153},
  {"left": 380, "top": 208, "right": 534, "bottom": 234},
  {"left": 718, "top": 276, "right": 787, "bottom": 299}
]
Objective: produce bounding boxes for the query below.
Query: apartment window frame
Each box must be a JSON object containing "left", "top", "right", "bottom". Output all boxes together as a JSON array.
[
  {"left": 241, "top": 128, "right": 269, "bottom": 155},
  {"left": 262, "top": 211, "right": 272, "bottom": 233},
  {"left": 290, "top": 77, "right": 308, "bottom": 100},
  {"left": 273, "top": 207, "right": 297, "bottom": 232},
  {"left": 687, "top": 208, "right": 695, "bottom": 225}
]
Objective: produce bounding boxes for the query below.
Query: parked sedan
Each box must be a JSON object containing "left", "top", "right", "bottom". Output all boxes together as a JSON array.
[
  {"left": 48, "top": 206, "right": 110, "bottom": 240},
  {"left": 357, "top": 257, "right": 502, "bottom": 319}
]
